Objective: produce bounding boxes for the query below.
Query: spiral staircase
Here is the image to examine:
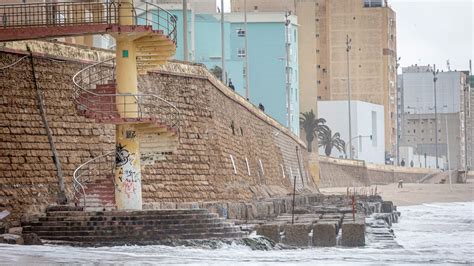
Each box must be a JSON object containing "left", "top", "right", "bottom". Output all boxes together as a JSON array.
[{"left": 0, "top": 1, "right": 180, "bottom": 210}]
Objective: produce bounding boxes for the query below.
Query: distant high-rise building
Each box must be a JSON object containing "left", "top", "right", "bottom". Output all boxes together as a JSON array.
[{"left": 399, "top": 66, "right": 469, "bottom": 170}]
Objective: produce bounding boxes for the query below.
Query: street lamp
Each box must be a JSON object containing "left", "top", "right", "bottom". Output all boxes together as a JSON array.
[
  {"left": 346, "top": 34, "right": 353, "bottom": 159},
  {"left": 396, "top": 56, "right": 401, "bottom": 166},
  {"left": 407, "top": 105, "right": 422, "bottom": 167},
  {"left": 345, "top": 135, "right": 372, "bottom": 159},
  {"left": 442, "top": 105, "right": 452, "bottom": 187},
  {"left": 432, "top": 65, "right": 439, "bottom": 168}
]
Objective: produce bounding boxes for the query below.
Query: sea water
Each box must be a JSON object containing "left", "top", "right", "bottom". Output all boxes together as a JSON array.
[{"left": 0, "top": 201, "right": 472, "bottom": 265}]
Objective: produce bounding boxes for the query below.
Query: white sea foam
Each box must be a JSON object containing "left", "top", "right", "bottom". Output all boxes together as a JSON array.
[{"left": 0, "top": 201, "right": 472, "bottom": 265}]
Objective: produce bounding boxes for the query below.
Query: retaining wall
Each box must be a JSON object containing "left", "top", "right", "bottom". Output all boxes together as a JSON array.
[
  {"left": 319, "top": 156, "right": 439, "bottom": 187},
  {"left": 0, "top": 41, "right": 318, "bottom": 221}
]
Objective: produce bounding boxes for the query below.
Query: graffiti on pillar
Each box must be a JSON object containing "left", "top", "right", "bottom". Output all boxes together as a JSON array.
[
  {"left": 125, "top": 130, "right": 136, "bottom": 139},
  {"left": 122, "top": 157, "right": 140, "bottom": 198},
  {"left": 116, "top": 144, "right": 130, "bottom": 167},
  {"left": 115, "top": 144, "right": 140, "bottom": 198}
]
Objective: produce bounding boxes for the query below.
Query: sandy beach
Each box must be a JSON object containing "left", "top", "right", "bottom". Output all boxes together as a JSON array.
[{"left": 320, "top": 182, "right": 474, "bottom": 206}]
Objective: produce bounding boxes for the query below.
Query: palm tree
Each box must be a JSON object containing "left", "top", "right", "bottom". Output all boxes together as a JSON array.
[
  {"left": 300, "top": 110, "right": 328, "bottom": 152},
  {"left": 209, "top": 65, "right": 222, "bottom": 80},
  {"left": 318, "top": 128, "right": 346, "bottom": 156}
]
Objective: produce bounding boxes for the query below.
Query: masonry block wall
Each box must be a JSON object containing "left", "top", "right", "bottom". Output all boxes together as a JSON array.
[
  {"left": 319, "top": 156, "right": 439, "bottom": 187},
  {"left": 0, "top": 42, "right": 317, "bottom": 220}
]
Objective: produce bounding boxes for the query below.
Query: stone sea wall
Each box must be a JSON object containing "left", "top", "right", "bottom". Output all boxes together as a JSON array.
[{"left": 0, "top": 41, "right": 318, "bottom": 221}]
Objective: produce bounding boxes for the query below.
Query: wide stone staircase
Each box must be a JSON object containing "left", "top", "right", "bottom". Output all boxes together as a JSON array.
[{"left": 22, "top": 207, "right": 247, "bottom": 245}]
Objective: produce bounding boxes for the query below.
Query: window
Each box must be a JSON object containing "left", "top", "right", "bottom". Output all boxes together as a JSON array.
[
  {"left": 371, "top": 111, "right": 377, "bottom": 146},
  {"left": 316, "top": 49, "right": 320, "bottom": 53},
  {"left": 316, "top": 34, "right": 320, "bottom": 38},
  {"left": 236, "top": 28, "right": 245, "bottom": 37},
  {"left": 237, "top": 48, "right": 246, "bottom": 58}
]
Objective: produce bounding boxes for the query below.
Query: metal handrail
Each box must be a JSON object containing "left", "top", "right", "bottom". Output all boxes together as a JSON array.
[
  {"left": 72, "top": 150, "right": 115, "bottom": 208},
  {"left": 0, "top": 1, "right": 177, "bottom": 43},
  {"left": 72, "top": 57, "right": 181, "bottom": 128},
  {"left": 133, "top": 1, "right": 177, "bottom": 44}
]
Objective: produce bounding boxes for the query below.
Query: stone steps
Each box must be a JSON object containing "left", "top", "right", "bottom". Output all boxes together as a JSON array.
[
  {"left": 26, "top": 218, "right": 226, "bottom": 227},
  {"left": 23, "top": 208, "right": 246, "bottom": 245},
  {"left": 24, "top": 222, "right": 230, "bottom": 232},
  {"left": 28, "top": 226, "right": 241, "bottom": 237},
  {"left": 34, "top": 232, "right": 246, "bottom": 243},
  {"left": 45, "top": 209, "right": 209, "bottom": 217}
]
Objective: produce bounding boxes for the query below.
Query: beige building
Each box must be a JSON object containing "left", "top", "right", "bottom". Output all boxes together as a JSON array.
[{"left": 232, "top": 0, "right": 398, "bottom": 158}]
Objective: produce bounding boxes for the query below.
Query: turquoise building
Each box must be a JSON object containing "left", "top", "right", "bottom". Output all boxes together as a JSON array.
[{"left": 154, "top": 5, "right": 299, "bottom": 134}]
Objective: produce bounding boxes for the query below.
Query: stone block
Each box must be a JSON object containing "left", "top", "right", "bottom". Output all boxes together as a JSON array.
[
  {"left": 23, "top": 233, "right": 42, "bottom": 245},
  {"left": 176, "top": 202, "right": 199, "bottom": 209},
  {"left": 312, "top": 222, "right": 337, "bottom": 247},
  {"left": 200, "top": 202, "right": 228, "bottom": 218},
  {"left": 283, "top": 223, "right": 311, "bottom": 247},
  {"left": 0, "top": 233, "right": 24, "bottom": 245},
  {"left": 341, "top": 222, "right": 365, "bottom": 247},
  {"left": 244, "top": 203, "right": 258, "bottom": 220},
  {"left": 159, "top": 202, "right": 177, "bottom": 210},
  {"left": 8, "top": 227, "right": 22, "bottom": 235},
  {"left": 256, "top": 224, "right": 282, "bottom": 243},
  {"left": 381, "top": 201, "right": 394, "bottom": 213},
  {"left": 227, "top": 202, "right": 246, "bottom": 219},
  {"left": 272, "top": 199, "right": 286, "bottom": 215}
]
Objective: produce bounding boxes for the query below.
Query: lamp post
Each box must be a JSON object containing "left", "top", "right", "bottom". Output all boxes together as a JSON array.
[
  {"left": 183, "top": 0, "right": 188, "bottom": 61},
  {"left": 407, "top": 104, "right": 422, "bottom": 167},
  {"left": 244, "top": 0, "right": 250, "bottom": 100},
  {"left": 433, "top": 64, "right": 439, "bottom": 168},
  {"left": 220, "top": 0, "right": 226, "bottom": 84},
  {"left": 346, "top": 34, "right": 353, "bottom": 159},
  {"left": 396, "top": 56, "right": 401, "bottom": 166},
  {"left": 285, "top": 12, "right": 292, "bottom": 130},
  {"left": 345, "top": 135, "right": 372, "bottom": 159},
  {"left": 442, "top": 105, "right": 452, "bottom": 188}
]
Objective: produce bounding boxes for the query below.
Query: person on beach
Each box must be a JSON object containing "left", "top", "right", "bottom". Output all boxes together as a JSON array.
[{"left": 398, "top": 179, "right": 403, "bottom": 188}]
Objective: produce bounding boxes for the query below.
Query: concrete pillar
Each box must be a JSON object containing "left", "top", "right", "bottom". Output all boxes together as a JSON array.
[
  {"left": 313, "top": 222, "right": 337, "bottom": 247},
  {"left": 114, "top": 124, "right": 142, "bottom": 210},
  {"left": 113, "top": 0, "right": 142, "bottom": 210},
  {"left": 283, "top": 223, "right": 311, "bottom": 247},
  {"left": 115, "top": 38, "right": 138, "bottom": 117},
  {"left": 256, "top": 224, "right": 282, "bottom": 243},
  {"left": 341, "top": 222, "right": 366, "bottom": 247}
]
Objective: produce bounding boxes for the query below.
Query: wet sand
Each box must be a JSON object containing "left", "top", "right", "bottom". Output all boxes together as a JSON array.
[{"left": 320, "top": 182, "right": 474, "bottom": 206}]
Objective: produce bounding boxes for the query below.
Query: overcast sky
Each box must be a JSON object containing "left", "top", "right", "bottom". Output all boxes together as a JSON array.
[
  {"left": 217, "top": 0, "right": 473, "bottom": 72},
  {"left": 390, "top": 0, "right": 473, "bottom": 72}
]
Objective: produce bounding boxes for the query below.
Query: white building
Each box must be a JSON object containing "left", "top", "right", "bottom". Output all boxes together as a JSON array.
[
  {"left": 318, "top": 100, "right": 385, "bottom": 164},
  {"left": 399, "top": 65, "right": 469, "bottom": 170}
]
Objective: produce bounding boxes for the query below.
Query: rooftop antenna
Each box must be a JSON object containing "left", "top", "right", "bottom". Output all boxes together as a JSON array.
[{"left": 446, "top": 60, "right": 451, "bottom": 71}]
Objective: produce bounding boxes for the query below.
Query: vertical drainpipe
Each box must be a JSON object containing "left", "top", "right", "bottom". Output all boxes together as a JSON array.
[
  {"left": 27, "top": 46, "right": 67, "bottom": 205},
  {"left": 183, "top": 0, "right": 189, "bottom": 61}
]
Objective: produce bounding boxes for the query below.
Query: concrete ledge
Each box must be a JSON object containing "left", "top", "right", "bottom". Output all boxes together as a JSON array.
[
  {"left": 312, "top": 222, "right": 337, "bottom": 247},
  {"left": 341, "top": 222, "right": 366, "bottom": 247}
]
